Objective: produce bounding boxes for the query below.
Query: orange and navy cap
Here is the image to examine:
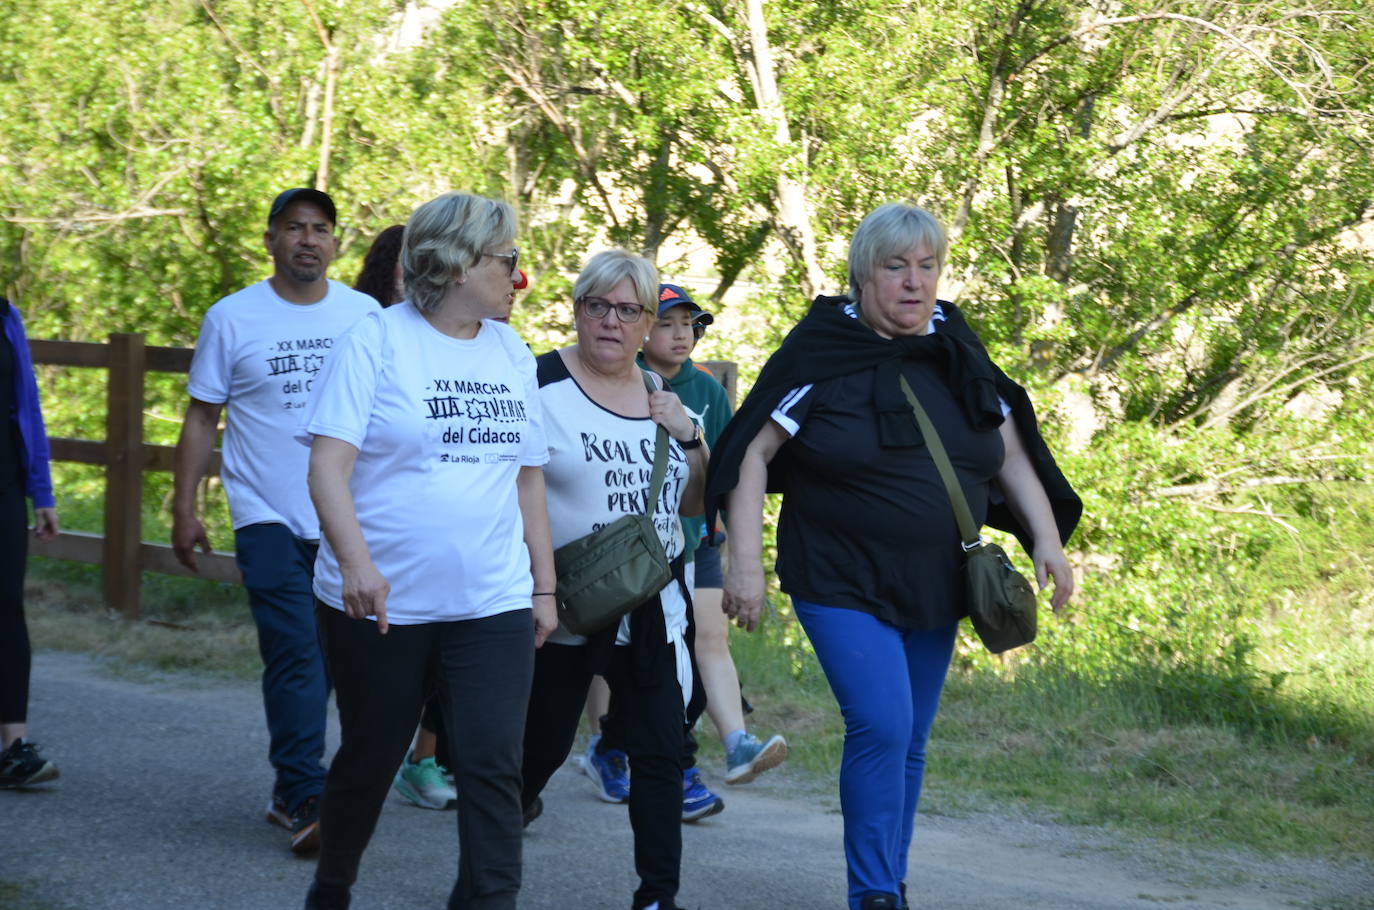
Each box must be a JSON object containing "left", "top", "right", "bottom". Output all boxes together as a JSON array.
[{"left": 656, "top": 283, "right": 714, "bottom": 326}]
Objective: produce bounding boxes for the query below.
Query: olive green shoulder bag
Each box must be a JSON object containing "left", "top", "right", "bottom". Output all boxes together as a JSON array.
[
  {"left": 899, "top": 375, "right": 1038, "bottom": 654},
  {"left": 553, "top": 370, "right": 673, "bottom": 636}
]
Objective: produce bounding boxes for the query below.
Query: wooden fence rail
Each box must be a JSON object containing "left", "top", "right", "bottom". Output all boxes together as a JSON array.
[
  {"left": 26, "top": 331, "right": 738, "bottom": 620},
  {"left": 29, "top": 333, "right": 239, "bottom": 619}
]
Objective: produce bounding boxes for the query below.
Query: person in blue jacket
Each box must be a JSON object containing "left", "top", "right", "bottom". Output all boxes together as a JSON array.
[{"left": 0, "top": 296, "right": 61, "bottom": 789}]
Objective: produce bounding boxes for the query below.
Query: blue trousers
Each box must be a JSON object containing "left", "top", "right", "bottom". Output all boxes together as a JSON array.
[
  {"left": 235, "top": 522, "right": 330, "bottom": 812},
  {"left": 792, "top": 600, "right": 957, "bottom": 910}
]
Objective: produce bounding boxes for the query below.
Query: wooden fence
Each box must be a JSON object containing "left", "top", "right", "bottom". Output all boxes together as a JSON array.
[
  {"left": 28, "top": 333, "right": 239, "bottom": 619},
  {"left": 26, "top": 331, "right": 737, "bottom": 620}
]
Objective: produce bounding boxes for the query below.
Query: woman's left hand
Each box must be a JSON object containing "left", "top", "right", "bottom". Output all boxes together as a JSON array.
[
  {"left": 648, "top": 390, "right": 696, "bottom": 443},
  {"left": 33, "top": 507, "right": 59, "bottom": 542},
  {"left": 1033, "top": 543, "right": 1075, "bottom": 612}
]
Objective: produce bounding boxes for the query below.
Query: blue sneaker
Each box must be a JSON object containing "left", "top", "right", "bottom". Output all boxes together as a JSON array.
[
  {"left": 682, "top": 768, "right": 724, "bottom": 822},
  {"left": 582, "top": 744, "right": 630, "bottom": 803},
  {"left": 724, "top": 732, "right": 788, "bottom": 784}
]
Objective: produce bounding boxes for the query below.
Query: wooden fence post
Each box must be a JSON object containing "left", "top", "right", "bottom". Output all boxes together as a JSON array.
[{"left": 103, "top": 332, "right": 145, "bottom": 618}]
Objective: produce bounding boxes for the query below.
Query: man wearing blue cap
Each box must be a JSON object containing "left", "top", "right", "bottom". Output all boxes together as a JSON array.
[{"left": 172, "top": 189, "right": 377, "bottom": 854}]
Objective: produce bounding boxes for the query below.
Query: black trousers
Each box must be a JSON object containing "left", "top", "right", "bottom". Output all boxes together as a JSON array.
[
  {"left": 0, "top": 487, "right": 30, "bottom": 725},
  {"left": 600, "top": 593, "right": 706, "bottom": 771},
  {"left": 314, "top": 604, "right": 535, "bottom": 910},
  {"left": 522, "top": 637, "right": 687, "bottom": 909}
]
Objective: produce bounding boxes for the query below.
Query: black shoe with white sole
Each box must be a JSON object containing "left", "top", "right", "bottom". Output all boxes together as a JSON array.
[{"left": 0, "top": 739, "right": 59, "bottom": 789}]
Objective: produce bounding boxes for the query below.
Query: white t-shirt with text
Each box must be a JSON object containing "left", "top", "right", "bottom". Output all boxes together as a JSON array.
[
  {"left": 297, "top": 302, "right": 548, "bottom": 625},
  {"left": 537, "top": 352, "right": 688, "bottom": 648},
  {"left": 187, "top": 279, "right": 378, "bottom": 538}
]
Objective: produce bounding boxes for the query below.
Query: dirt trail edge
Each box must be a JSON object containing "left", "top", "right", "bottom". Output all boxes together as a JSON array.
[{"left": 2, "top": 651, "right": 1368, "bottom": 910}]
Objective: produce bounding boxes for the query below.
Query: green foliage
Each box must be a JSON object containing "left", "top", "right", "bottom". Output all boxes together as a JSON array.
[
  {"left": 0, "top": 881, "right": 71, "bottom": 910},
  {"left": 5, "top": 0, "right": 1374, "bottom": 856}
]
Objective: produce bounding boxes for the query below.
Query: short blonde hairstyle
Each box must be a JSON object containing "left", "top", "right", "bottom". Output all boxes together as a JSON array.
[
  {"left": 572, "top": 249, "right": 658, "bottom": 312},
  {"left": 402, "top": 193, "right": 516, "bottom": 313},
  {"left": 848, "top": 203, "right": 948, "bottom": 301}
]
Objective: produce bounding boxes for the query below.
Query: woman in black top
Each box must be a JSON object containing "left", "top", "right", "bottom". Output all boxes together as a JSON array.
[{"left": 706, "top": 203, "right": 1078, "bottom": 910}]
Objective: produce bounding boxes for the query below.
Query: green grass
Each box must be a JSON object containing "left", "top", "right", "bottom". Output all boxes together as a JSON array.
[
  {"left": 26, "top": 558, "right": 260, "bottom": 680},
  {"left": 0, "top": 881, "right": 72, "bottom": 910},
  {"left": 725, "top": 594, "right": 1374, "bottom": 861},
  {"left": 928, "top": 667, "right": 1373, "bottom": 857}
]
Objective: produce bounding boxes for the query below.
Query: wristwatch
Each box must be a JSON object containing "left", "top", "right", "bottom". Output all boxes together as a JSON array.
[{"left": 678, "top": 424, "right": 704, "bottom": 450}]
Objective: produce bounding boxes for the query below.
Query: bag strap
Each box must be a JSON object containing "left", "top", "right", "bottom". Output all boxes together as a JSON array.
[
  {"left": 898, "top": 375, "right": 981, "bottom": 550},
  {"left": 640, "top": 370, "right": 671, "bottom": 518}
]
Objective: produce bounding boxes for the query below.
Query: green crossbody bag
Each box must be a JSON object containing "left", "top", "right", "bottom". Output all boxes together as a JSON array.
[
  {"left": 553, "top": 371, "right": 673, "bottom": 636},
  {"left": 899, "top": 375, "right": 1038, "bottom": 654}
]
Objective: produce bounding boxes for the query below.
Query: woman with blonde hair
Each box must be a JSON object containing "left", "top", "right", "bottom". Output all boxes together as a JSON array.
[
  {"left": 707, "top": 203, "right": 1079, "bottom": 910},
  {"left": 519, "top": 250, "right": 708, "bottom": 910},
  {"left": 299, "top": 192, "right": 555, "bottom": 910}
]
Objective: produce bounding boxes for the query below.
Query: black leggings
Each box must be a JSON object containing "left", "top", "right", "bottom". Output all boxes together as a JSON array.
[{"left": 0, "top": 488, "right": 30, "bottom": 726}]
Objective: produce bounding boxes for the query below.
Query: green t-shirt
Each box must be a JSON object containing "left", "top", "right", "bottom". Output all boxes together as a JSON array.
[{"left": 639, "top": 355, "right": 733, "bottom": 562}]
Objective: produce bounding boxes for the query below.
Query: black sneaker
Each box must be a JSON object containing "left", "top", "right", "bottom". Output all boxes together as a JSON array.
[
  {"left": 860, "top": 894, "right": 900, "bottom": 910},
  {"left": 266, "top": 793, "right": 293, "bottom": 829},
  {"left": 290, "top": 795, "right": 321, "bottom": 855},
  {"left": 0, "top": 739, "right": 60, "bottom": 789},
  {"left": 304, "top": 880, "right": 351, "bottom": 910}
]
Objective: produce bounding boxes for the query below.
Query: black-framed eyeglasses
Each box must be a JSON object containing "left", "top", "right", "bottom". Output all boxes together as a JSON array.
[
  {"left": 578, "top": 296, "right": 647, "bottom": 323},
  {"left": 488, "top": 247, "right": 519, "bottom": 274}
]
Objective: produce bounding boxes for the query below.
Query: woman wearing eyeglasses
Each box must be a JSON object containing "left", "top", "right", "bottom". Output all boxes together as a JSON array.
[
  {"left": 519, "top": 250, "right": 707, "bottom": 910},
  {"left": 298, "top": 192, "right": 554, "bottom": 910}
]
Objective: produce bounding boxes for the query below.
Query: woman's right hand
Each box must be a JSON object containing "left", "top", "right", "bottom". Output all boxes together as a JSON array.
[
  {"left": 341, "top": 560, "right": 391, "bottom": 634},
  {"left": 722, "top": 562, "right": 766, "bottom": 632},
  {"left": 34, "top": 507, "right": 59, "bottom": 543}
]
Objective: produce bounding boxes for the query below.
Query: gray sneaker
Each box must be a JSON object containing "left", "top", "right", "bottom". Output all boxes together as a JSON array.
[{"left": 724, "top": 732, "right": 787, "bottom": 784}]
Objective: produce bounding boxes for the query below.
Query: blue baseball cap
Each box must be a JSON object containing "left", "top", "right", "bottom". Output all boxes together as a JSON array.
[
  {"left": 268, "top": 188, "right": 337, "bottom": 227},
  {"left": 656, "top": 283, "right": 714, "bottom": 326}
]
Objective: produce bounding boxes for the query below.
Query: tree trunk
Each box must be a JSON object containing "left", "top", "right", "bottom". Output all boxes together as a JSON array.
[
  {"left": 641, "top": 134, "right": 674, "bottom": 263},
  {"left": 316, "top": 43, "right": 339, "bottom": 190},
  {"left": 743, "top": 0, "right": 824, "bottom": 298}
]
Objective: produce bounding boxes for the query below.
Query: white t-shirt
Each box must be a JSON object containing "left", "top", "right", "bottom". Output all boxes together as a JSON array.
[
  {"left": 537, "top": 351, "right": 689, "bottom": 648},
  {"left": 187, "top": 279, "right": 378, "bottom": 538},
  {"left": 297, "top": 302, "right": 548, "bottom": 625}
]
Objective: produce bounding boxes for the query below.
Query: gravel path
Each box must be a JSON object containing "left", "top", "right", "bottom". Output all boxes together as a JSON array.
[{"left": 1, "top": 651, "right": 1369, "bottom": 910}]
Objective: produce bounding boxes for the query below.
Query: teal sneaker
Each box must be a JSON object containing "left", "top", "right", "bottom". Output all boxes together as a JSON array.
[
  {"left": 724, "top": 732, "right": 788, "bottom": 784},
  {"left": 393, "top": 755, "right": 457, "bottom": 810}
]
